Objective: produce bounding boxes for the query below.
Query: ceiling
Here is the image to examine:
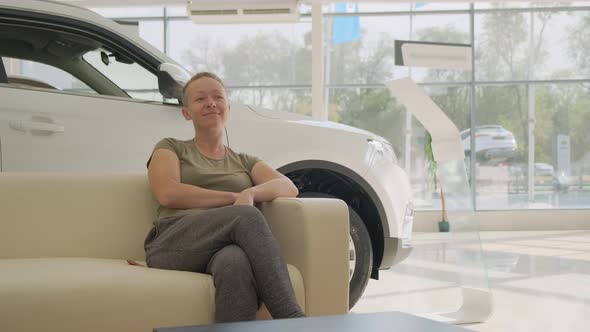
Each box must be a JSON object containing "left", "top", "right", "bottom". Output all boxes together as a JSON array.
[{"left": 59, "top": 0, "right": 547, "bottom": 9}]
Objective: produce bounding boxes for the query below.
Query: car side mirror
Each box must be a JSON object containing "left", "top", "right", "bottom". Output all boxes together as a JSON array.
[{"left": 157, "top": 63, "right": 191, "bottom": 103}]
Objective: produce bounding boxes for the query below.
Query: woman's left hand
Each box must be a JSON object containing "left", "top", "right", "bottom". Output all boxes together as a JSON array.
[{"left": 233, "top": 188, "right": 255, "bottom": 206}]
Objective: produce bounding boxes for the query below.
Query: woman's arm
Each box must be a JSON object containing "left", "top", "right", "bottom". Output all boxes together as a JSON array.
[
  {"left": 148, "top": 149, "right": 237, "bottom": 208},
  {"left": 234, "top": 161, "right": 298, "bottom": 205}
]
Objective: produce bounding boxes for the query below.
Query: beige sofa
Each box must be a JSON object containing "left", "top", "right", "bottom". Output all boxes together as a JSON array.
[{"left": 0, "top": 173, "right": 350, "bottom": 332}]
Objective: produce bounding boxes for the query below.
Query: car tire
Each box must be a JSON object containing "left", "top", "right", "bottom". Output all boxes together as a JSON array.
[
  {"left": 298, "top": 192, "right": 373, "bottom": 309},
  {"left": 347, "top": 206, "right": 373, "bottom": 308}
]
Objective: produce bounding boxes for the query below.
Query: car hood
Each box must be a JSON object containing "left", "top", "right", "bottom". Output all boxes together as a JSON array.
[{"left": 246, "top": 104, "right": 380, "bottom": 140}]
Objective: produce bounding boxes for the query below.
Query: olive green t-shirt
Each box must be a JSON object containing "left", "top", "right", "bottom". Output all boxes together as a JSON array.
[{"left": 149, "top": 138, "right": 261, "bottom": 219}]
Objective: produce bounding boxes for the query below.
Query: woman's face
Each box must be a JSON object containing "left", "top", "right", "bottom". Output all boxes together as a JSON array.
[{"left": 182, "top": 77, "right": 230, "bottom": 131}]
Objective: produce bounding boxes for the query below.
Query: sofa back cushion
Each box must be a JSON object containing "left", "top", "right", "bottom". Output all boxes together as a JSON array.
[{"left": 0, "top": 173, "right": 157, "bottom": 260}]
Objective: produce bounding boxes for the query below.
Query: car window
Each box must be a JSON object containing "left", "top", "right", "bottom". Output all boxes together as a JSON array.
[
  {"left": 2, "top": 57, "right": 95, "bottom": 93},
  {"left": 83, "top": 48, "right": 163, "bottom": 102},
  {"left": 0, "top": 21, "right": 167, "bottom": 104}
]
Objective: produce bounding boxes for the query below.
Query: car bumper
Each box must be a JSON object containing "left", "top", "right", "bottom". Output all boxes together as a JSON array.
[
  {"left": 481, "top": 148, "right": 516, "bottom": 159},
  {"left": 380, "top": 237, "right": 413, "bottom": 269},
  {"left": 363, "top": 156, "right": 414, "bottom": 269}
]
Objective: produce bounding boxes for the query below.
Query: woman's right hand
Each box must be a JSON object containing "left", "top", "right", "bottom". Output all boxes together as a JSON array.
[{"left": 233, "top": 189, "right": 255, "bottom": 206}]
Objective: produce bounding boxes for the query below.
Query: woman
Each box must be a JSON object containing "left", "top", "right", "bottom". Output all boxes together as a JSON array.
[{"left": 144, "top": 72, "right": 305, "bottom": 322}]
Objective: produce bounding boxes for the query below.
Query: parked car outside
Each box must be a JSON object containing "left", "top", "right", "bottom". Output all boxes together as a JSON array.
[
  {"left": 461, "top": 125, "right": 517, "bottom": 164},
  {"left": 534, "top": 163, "right": 555, "bottom": 177},
  {"left": 0, "top": 0, "right": 414, "bottom": 308},
  {"left": 509, "top": 162, "right": 570, "bottom": 192}
]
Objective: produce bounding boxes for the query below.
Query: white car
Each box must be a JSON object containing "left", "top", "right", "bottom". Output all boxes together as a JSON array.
[
  {"left": 0, "top": 0, "right": 413, "bottom": 308},
  {"left": 461, "top": 125, "right": 517, "bottom": 164},
  {"left": 534, "top": 163, "right": 554, "bottom": 177}
]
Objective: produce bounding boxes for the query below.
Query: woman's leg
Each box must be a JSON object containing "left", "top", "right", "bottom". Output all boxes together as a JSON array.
[
  {"left": 224, "top": 206, "right": 304, "bottom": 319},
  {"left": 206, "top": 245, "right": 258, "bottom": 322},
  {"left": 145, "top": 205, "right": 304, "bottom": 319}
]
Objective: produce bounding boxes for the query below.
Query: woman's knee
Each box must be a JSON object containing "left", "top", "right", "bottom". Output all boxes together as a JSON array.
[
  {"left": 233, "top": 205, "right": 264, "bottom": 219},
  {"left": 208, "top": 245, "right": 253, "bottom": 277},
  {"left": 232, "top": 205, "right": 268, "bottom": 229}
]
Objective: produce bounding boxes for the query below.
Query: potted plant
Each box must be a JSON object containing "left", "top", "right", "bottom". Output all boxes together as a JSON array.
[{"left": 424, "top": 132, "right": 450, "bottom": 232}]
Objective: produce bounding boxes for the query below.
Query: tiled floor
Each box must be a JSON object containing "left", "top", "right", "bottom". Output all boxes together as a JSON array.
[{"left": 352, "top": 230, "right": 590, "bottom": 331}]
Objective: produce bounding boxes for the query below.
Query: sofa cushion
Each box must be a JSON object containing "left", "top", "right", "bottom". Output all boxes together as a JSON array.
[{"left": 0, "top": 257, "right": 304, "bottom": 332}]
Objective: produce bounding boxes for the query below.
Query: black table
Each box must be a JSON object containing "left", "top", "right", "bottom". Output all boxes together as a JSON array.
[{"left": 154, "top": 311, "right": 474, "bottom": 332}]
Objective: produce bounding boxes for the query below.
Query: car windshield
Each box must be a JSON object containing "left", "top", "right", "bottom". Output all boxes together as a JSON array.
[{"left": 83, "top": 48, "right": 161, "bottom": 101}]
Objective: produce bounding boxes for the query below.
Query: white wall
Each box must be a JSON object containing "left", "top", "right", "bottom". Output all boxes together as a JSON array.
[{"left": 415, "top": 210, "right": 590, "bottom": 232}]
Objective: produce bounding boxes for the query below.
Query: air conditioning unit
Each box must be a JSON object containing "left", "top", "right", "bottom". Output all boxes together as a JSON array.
[{"left": 187, "top": 0, "right": 300, "bottom": 24}]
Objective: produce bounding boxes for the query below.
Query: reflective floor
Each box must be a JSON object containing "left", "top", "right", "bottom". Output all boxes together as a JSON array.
[{"left": 352, "top": 231, "right": 590, "bottom": 331}]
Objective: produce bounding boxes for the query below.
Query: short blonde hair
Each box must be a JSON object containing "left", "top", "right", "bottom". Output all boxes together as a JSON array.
[{"left": 182, "top": 72, "right": 226, "bottom": 106}]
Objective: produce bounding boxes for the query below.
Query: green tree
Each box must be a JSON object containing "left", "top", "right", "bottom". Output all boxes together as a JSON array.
[
  {"left": 223, "top": 33, "right": 299, "bottom": 108},
  {"left": 181, "top": 31, "right": 312, "bottom": 114},
  {"left": 327, "top": 31, "right": 396, "bottom": 85},
  {"left": 536, "top": 83, "right": 590, "bottom": 171},
  {"left": 416, "top": 26, "right": 471, "bottom": 132},
  {"left": 567, "top": 13, "right": 590, "bottom": 78},
  {"left": 337, "top": 88, "right": 405, "bottom": 147},
  {"left": 327, "top": 31, "right": 406, "bottom": 151},
  {"left": 476, "top": 7, "right": 553, "bottom": 167},
  {"left": 566, "top": 13, "right": 590, "bottom": 176},
  {"left": 478, "top": 10, "right": 528, "bottom": 161},
  {"left": 180, "top": 35, "right": 226, "bottom": 75}
]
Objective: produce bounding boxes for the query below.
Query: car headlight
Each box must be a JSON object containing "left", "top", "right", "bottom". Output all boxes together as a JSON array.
[{"left": 367, "top": 138, "right": 398, "bottom": 165}]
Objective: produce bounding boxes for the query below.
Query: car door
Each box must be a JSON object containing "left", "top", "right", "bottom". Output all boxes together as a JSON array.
[
  {"left": 0, "top": 83, "right": 190, "bottom": 172},
  {"left": 0, "top": 9, "right": 191, "bottom": 172}
]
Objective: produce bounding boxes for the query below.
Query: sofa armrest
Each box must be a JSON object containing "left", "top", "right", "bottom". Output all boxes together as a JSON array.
[{"left": 259, "top": 197, "right": 349, "bottom": 316}]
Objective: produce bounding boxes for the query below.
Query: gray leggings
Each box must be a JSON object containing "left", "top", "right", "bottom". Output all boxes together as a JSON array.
[{"left": 144, "top": 205, "right": 304, "bottom": 322}]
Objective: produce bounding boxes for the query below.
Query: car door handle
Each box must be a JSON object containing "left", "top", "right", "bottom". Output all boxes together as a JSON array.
[{"left": 9, "top": 120, "right": 65, "bottom": 133}]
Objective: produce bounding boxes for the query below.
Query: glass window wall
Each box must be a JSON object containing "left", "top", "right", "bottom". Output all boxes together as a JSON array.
[{"left": 97, "top": 2, "right": 590, "bottom": 211}]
